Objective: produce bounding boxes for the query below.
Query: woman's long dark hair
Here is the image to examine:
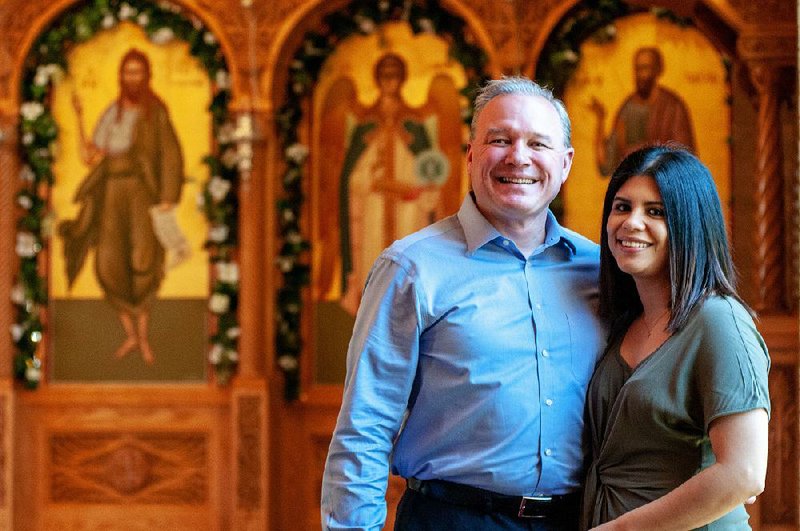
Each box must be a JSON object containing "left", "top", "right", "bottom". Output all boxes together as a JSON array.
[{"left": 599, "top": 144, "right": 751, "bottom": 340}]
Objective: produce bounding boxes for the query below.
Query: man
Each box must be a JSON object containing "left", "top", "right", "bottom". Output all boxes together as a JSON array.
[
  {"left": 321, "top": 77, "right": 606, "bottom": 530},
  {"left": 60, "top": 48, "right": 184, "bottom": 365},
  {"left": 590, "top": 46, "right": 695, "bottom": 176}
]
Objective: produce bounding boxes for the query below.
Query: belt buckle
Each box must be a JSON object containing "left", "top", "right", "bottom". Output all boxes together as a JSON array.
[{"left": 518, "top": 496, "right": 552, "bottom": 518}]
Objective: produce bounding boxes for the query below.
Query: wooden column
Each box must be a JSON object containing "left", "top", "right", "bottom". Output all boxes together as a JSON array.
[
  {"left": 748, "top": 63, "right": 786, "bottom": 312},
  {"left": 0, "top": 110, "right": 16, "bottom": 531}
]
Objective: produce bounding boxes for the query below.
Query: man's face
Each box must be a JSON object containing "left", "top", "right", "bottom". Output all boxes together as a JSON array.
[
  {"left": 634, "top": 50, "right": 660, "bottom": 98},
  {"left": 120, "top": 58, "right": 148, "bottom": 102},
  {"left": 467, "top": 94, "right": 573, "bottom": 229}
]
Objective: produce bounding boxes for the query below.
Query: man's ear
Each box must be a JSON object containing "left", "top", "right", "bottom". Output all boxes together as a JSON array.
[{"left": 561, "top": 147, "right": 575, "bottom": 183}]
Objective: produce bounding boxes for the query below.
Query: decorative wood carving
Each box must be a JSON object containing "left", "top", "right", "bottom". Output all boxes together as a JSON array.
[
  {"left": 764, "top": 365, "right": 799, "bottom": 526},
  {"left": 49, "top": 432, "right": 208, "bottom": 504},
  {"left": 728, "top": 0, "right": 795, "bottom": 24},
  {"left": 749, "top": 64, "right": 785, "bottom": 312},
  {"left": 237, "top": 395, "right": 262, "bottom": 510}
]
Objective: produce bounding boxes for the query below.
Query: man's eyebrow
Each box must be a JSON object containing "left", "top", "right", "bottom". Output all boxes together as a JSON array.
[{"left": 485, "top": 127, "right": 510, "bottom": 137}]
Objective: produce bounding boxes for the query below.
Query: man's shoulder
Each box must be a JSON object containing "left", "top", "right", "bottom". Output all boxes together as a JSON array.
[{"left": 383, "top": 215, "right": 463, "bottom": 262}]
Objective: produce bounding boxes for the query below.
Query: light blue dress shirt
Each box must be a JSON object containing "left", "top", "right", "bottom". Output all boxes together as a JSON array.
[{"left": 321, "top": 194, "right": 606, "bottom": 530}]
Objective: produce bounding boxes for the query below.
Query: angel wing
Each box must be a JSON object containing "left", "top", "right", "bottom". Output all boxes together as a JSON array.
[
  {"left": 423, "top": 73, "right": 466, "bottom": 218},
  {"left": 313, "top": 76, "right": 358, "bottom": 301}
]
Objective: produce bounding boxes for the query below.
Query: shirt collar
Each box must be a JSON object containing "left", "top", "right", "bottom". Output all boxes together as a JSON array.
[{"left": 457, "top": 193, "right": 578, "bottom": 256}]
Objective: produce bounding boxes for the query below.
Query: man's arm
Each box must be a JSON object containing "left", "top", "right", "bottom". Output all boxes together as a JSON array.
[{"left": 321, "top": 256, "right": 422, "bottom": 531}]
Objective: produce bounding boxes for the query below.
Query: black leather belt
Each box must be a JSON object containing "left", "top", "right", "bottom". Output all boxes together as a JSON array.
[{"left": 406, "top": 478, "right": 581, "bottom": 519}]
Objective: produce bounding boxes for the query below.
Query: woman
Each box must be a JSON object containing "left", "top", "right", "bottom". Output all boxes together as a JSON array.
[{"left": 582, "top": 145, "right": 770, "bottom": 530}]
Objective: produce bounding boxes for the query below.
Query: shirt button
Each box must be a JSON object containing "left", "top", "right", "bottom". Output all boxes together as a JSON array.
[
  {"left": 502, "top": 240, "right": 510, "bottom": 246},
  {"left": 542, "top": 349, "right": 549, "bottom": 357},
  {"left": 544, "top": 448, "right": 553, "bottom": 456},
  {"left": 545, "top": 398, "right": 553, "bottom": 406},
  {"left": 535, "top": 303, "right": 542, "bottom": 310}
]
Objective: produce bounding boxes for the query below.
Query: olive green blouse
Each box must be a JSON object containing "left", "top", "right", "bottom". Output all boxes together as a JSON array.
[{"left": 582, "top": 296, "right": 771, "bottom": 530}]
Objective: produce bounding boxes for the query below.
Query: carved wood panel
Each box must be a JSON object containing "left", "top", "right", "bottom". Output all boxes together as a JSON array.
[{"left": 49, "top": 432, "right": 208, "bottom": 504}]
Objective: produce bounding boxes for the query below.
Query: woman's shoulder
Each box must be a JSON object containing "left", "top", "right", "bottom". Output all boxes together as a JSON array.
[{"left": 692, "top": 295, "right": 752, "bottom": 326}]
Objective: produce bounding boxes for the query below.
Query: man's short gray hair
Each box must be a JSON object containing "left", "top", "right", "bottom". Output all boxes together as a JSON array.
[{"left": 470, "top": 76, "right": 572, "bottom": 148}]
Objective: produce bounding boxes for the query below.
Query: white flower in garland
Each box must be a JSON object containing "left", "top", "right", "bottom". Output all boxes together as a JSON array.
[
  {"left": 17, "top": 194, "right": 32, "bottom": 210},
  {"left": 136, "top": 12, "right": 150, "bottom": 26},
  {"left": 216, "top": 122, "right": 235, "bottom": 144},
  {"left": 225, "top": 349, "right": 239, "bottom": 362},
  {"left": 101, "top": 13, "right": 116, "bottom": 29},
  {"left": 209, "top": 293, "right": 230, "bottom": 314},
  {"left": 207, "top": 175, "right": 231, "bottom": 202},
  {"left": 355, "top": 15, "right": 376, "bottom": 34},
  {"left": 277, "top": 355, "right": 299, "bottom": 371},
  {"left": 25, "top": 359, "right": 42, "bottom": 383},
  {"left": 285, "top": 143, "right": 309, "bottom": 164},
  {"left": 276, "top": 255, "right": 294, "bottom": 273},
  {"left": 20, "top": 102, "right": 44, "bottom": 121},
  {"left": 10, "top": 284, "right": 26, "bottom": 306},
  {"left": 208, "top": 343, "right": 224, "bottom": 364},
  {"left": 19, "top": 165, "right": 35, "bottom": 182},
  {"left": 208, "top": 224, "right": 229, "bottom": 243},
  {"left": 215, "top": 69, "right": 230, "bottom": 90},
  {"left": 16, "top": 232, "right": 38, "bottom": 258},
  {"left": 22, "top": 132, "right": 34, "bottom": 146},
  {"left": 215, "top": 261, "right": 239, "bottom": 284},
  {"left": 10, "top": 324, "right": 25, "bottom": 342},
  {"left": 418, "top": 18, "right": 435, "bottom": 33},
  {"left": 204, "top": 32, "right": 216, "bottom": 45},
  {"left": 118, "top": 3, "right": 136, "bottom": 20},
  {"left": 150, "top": 28, "right": 175, "bottom": 45},
  {"left": 221, "top": 147, "right": 238, "bottom": 168},
  {"left": 226, "top": 327, "right": 241, "bottom": 339}
]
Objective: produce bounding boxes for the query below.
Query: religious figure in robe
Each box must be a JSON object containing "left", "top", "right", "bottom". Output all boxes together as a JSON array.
[
  {"left": 315, "top": 52, "right": 463, "bottom": 315},
  {"left": 59, "top": 49, "right": 185, "bottom": 364},
  {"left": 590, "top": 46, "right": 695, "bottom": 176}
]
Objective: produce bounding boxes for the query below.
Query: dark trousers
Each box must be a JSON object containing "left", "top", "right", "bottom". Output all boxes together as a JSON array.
[{"left": 394, "top": 488, "right": 580, "bottom": 531}]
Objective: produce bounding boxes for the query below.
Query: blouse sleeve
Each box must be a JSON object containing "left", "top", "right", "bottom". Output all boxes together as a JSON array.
[{"left": 694, "top": 297, "right": 771, "bottom": 431}]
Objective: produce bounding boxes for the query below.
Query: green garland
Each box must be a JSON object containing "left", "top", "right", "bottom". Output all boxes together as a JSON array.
[
  {"left": 274, "top": 0, "right": 489, "bottom": 400},
  {"left": 17, "top": 0, "right": 240, "bottom": 388}
]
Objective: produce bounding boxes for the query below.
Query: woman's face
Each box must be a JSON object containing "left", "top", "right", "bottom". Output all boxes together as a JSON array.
[{"left": 606, "top": 174, "right": 669, "bottom": 282}]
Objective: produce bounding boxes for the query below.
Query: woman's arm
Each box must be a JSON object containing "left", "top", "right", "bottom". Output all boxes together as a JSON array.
[{"left": 592, "top": 408, "right": 768, "bottom": 531}]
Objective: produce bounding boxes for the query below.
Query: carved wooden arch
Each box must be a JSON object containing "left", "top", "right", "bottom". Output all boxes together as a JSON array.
[
  {"left": 5, "top": 0, "right": 246, "bottom": 113},
  {"left": 524, "top": 0, "right": 744, "bottom": 80},
  {"left": 263, "top": 0, "right": 503, "bottom": 105}
]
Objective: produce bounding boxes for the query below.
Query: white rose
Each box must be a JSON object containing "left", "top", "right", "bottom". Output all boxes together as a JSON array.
[
  {"left": 22, "top": 132, "right": 34, "bottom": 146},
  {"left": 118, "top": 3, "right": 136, "bottom": 19},
  {"left": 207, "top": 176, "right": 231, "bottom": 202},
  {"left": 277, "top": 355, "right": 298, "bottom": 371},
  {"left": 208, "top": 225, "right": 229, "bottom": 243},
  {"left": 225, "top": 327, "right": 241, "bottom": 339},
  {"left": 225, "top": 349, "right": 239, "bottom": 362},
  {"left": 16, "top": 232, "right": 38, "bottom": 258},
  {"left": 102, "top": 13, "right": 116, "bottom": 28},
  {"left": 19, "top": 166, "right": 35, "bottom": 182},
  {"left": 17, "top": 195, "right": 32, "bottom": 210},
  {"left": 215, "top": 262, "right": 239, "bottom": 284},
  {"left": 20, "top": 102, "right": 44, "bottom": 121},
  {"left": 215, "top": 69, "right": 230, "bottom": 90},
  {"left": 204, "top": 32, "right": 216, "bottom": 45},
  {"left": 150, "top": 28, "right": 175, "bottom": 45},
  {"left": 208, "top": 293, "right": 230, "bottom": 314},
  {"left": 208, "top": 343, "right": 224, "bottom": 364},
  {"left": 10, "top": 324, "right": 25, "bottom": 342},
  {"left": 25, "top": 365, "right": 41, "bottom": 383},
  {"left": 10, "top": 284, "right": 25, "bottom": 305},
  {"left": 285, "top": 143, "right": 309, "bottom": 164}
]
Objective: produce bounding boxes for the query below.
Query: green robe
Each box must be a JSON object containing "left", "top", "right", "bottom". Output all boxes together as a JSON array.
[{"left": 59, "top": 98, "right": 183, "bottom": 313}]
